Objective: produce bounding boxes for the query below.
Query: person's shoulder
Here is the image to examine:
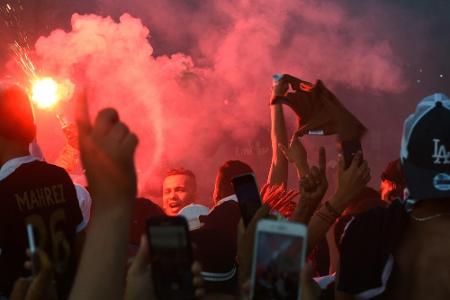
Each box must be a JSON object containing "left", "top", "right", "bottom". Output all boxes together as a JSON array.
[
  {"left": 134, "top": 197, "right": 165, "bottom": 216},
  {"left": 208, "top": 200, "right": 239, "bottom": 218},
  {"left": 346, "top": 199, "right": 407, "bottom": 234},
  {"left": 337, "top": 200, "right": 407, "bottom": 295},
  {"left": 199, "top": 200, "right": 240, "bottom": 229},
  {"left": 21, "top": 160, "right": 70, "bottom": 176},
  {"left": 339, "top": 199, "right": 408, "bottom": 261}
]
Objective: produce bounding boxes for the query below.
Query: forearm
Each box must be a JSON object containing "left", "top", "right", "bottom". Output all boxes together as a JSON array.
[
  {"left": 69, "top": 201, "right": 132, "bottom": 300},
  {"left": 307, "top": 194, "right": 346, "bottom": 254},
  {"left": 267, "top": 104, "right": 288, "bottom": 185},
  {"left": 290, "top": 202, "right": 316, "bottom": 224}
]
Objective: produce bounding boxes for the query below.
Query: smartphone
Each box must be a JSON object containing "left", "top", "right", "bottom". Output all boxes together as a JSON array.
[
  {"left": 232, "top": 173, "right": 262, "bottom": 227},
  {"left": 251, "top": 219, "right": 307, "bottom": 300},
  {"left": 26, "top": 224, "right": 39, "bottom": 276},
  {"left": 147, "top": 216, "right": 195, "bottom": 300},
  {"left": 341, "top": 140, "right": 363, "bottom": 169}
]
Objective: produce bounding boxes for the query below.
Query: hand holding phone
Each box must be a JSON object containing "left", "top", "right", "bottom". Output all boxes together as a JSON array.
[
  {"left": 26, "top": 224, "right": 40, "bottom": 276},
  {"left": 232, "top": 173, "right": 262, "bottom": 227},
  {"left": 340, "top": 140, "right": 363, "bottom": 169},
  {"left": 147, "top": 216, "right": 195, "bottom": 300},
  {"left": 251, "top": 219, "right": 308, "bottom": 300}
]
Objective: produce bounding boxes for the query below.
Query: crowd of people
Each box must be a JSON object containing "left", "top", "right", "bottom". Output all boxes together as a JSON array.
[{"left": 0, "top": 74, "right": 449, "bottom": 300}]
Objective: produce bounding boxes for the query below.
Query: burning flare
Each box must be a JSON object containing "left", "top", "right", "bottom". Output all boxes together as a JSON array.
[{"left": 31, "top": 77, "right": 73, "bottom": 110}]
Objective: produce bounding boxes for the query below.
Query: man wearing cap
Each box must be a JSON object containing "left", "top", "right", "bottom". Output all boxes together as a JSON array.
[
  {"left": 0, "top": 83, "right": 83, "bottom": 298},
  {"left": 336, "top": 93, "right": 450, "bottom": 299}
]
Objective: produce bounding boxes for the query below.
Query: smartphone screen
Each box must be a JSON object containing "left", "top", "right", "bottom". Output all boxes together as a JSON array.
[
  {"left": 147, "top": 216, "right": 195, "bottom": 300},
  {"left": 253, "top": 230, "right": 305, "bottom": 300},
  {"left": 232, "top": 174, "right": 262, "bottom": 227},
  {"left": 26, "top": 224, "right": 39, "bottom": 276},
  {"left": 341, "top": 140, "right": 363, "bottom": 169}
]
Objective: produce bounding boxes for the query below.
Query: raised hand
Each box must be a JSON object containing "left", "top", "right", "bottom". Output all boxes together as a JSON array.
[
  {"left": 76, "top": 90, "right": 138, "bottom": 210},
  {"left": 10, "top": 250, "right": 57, "bottom": 300},
  {"left": 239, "top": 230, "right": 320, "bottom": 300},
  {"left": 278, "top": 130, "right": 309, "bottom": 174},
  {"left": 237, "top": 205, "right": 271, "bottom": 288},
  {"left": 332, "top": 152, "right": 371, "bottom": 213},
  {"left": 69, "top": 90, "right": 139, "bottom": 300},
  {"left": 271, "top": 75, "right": 290, "bottom": 101},
  {"left": 291, "top": 147, "right": 328, "bottom": 223},
  {"left": 125, "top": 235, "right": 206, "bottom": 300}
]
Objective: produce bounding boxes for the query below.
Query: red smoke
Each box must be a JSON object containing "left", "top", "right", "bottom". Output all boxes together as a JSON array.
[{"left": 29, "top": 1, "right": 407, "bottom": 205}]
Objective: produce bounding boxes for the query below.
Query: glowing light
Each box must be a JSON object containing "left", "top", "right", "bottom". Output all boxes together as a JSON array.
[{"left": 31, "top": 77, "right": 73, "bottom": 109}]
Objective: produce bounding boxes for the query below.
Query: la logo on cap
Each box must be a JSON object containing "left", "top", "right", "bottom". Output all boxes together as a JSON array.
[{"left": 433, "top": 139, "right": 450, "bottom": 164}]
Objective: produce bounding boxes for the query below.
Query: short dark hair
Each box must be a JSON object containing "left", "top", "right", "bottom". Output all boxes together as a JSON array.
[
  {"left": 0, "top": 84, "right": 36, "bottom": 143},
  {"left": 165, "top": 168, "right": 196, "bottom": 181}
]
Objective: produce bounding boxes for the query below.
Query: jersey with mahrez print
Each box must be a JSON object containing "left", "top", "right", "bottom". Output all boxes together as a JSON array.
[{"left": 0, "top": 160, "right": 82, "bottom": 298}]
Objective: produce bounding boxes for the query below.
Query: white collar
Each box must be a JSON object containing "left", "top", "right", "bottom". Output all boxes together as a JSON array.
[
  {"left": 0, "top": 155, "right": 38, "bottom": 181},
  {"left": 215, "top": 194, "right": 238, "bottom": 206}
]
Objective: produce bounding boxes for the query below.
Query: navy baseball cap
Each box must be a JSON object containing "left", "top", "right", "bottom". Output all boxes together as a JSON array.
[{"left": 400, "top": 93, "right": 450, "bottom": 201}]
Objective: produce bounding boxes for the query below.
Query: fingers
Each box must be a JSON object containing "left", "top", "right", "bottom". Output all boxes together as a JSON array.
[
  {"left": 358, "top": 160, "right": 371, "bottom": 184},
  {"left": 24, "top": 249, "right": 51, "bottom": 276},
  {"left": 347, "top": 152, "right": 370, "bottom": 184},
  {"left": 338, "top": 154, "right": 345, "bottom": 177},
  {"left": 131, "top": 235, "right": 150, "bottom": 273},
  {"left": 194, "top": 286, "right": 205, "bottom": 299},
  {"left": 90, "top": 108, "right": 139, "bottom": 154},
  {"left": 318, "top": 147, "right": 326, "bottom": 174},
  {"left": 310, "top": 167, "right": 321, "bottom": 185},
  {"left": 122, "top": 132, "right": 139, "bottom": 155},
  {"left": 9, "top": 277, "right": 31, "bottom": 300},
  {"left": 75, "top": 88, "right": 92, "bottom": 136},
  {"left": 250, "top": 205, "right": 270, "bottom": 227},
  {"left": 300, "top": 174, "right": 314, "bottom": 191},
  {"left": 109, "top": 122, "right": 130, "bottom": 143},
  {"left": 35, "top": 250, "right": 51, "bottom": 273},
  {"left": 93, "top": 108, "right": 119, "bottom": 138},
  {"left": 191, "top": 261, "right": 202, "bottom": 277},
  {"left": 192, "top": 261, "right": 205, "bottom": 298},
  {"left": 348, "top": 151, "right": 363, "bottom": 171}
]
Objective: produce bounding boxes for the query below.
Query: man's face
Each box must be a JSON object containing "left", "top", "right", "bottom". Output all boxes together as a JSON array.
[{"left": 163, "top": 175, "right": 196, "bottom": 216}]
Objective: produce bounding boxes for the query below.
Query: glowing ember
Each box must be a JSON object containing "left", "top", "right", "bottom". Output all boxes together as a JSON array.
[{"left": 31, "top": 77, "right": 62, "bottom": 109}]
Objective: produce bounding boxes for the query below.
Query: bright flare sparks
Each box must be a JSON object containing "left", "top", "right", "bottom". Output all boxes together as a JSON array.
[{"left": 31, "top": 77, "right": 63, "bottom": 109}]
